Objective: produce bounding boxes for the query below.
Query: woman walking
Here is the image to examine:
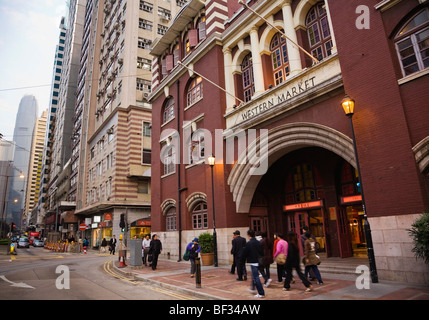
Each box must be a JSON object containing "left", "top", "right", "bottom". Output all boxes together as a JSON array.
[
  {"left": 303, "top": 231, "right": 324, "bottom": 284},
  {"left": 273, "top": 233, "right": 288, "bottom": 283},
  {"left": 186, "top": 237, "right": 201, "bottom": 277},
  {"left": 283, "top": 231, "right": 312, "bottom": 292}
]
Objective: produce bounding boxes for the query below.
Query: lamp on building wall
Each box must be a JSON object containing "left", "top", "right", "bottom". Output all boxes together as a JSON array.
[
  {"left": 208, "top": 154, "right": 218, "bottom": 267},
  {"left": 341, "top": 94, "right": 378, "bottom": 283}
]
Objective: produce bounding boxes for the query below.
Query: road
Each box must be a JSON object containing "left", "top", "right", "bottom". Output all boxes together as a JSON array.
[{"left": 0, "top": 246, "right": 197, "bottom": 300}]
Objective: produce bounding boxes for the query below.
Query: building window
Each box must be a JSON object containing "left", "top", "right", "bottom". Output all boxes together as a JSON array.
[
  {"left": 143, "top": 121, "right": 151, "bottom": 137},
  {"left": 158, "top": 24, "right": 168, "bottom": 35},
  {"left": 166, "top": 207, "right": 176, "bottom": 231},
  {"left": 163, "top": 98, "right": 175, "bottom": 124},
  {"left": 162, "top": 144, "right": 176, "bottom": 175},
  {"left": 192, "top": 202, "right": 208, "bottom": 229},
  {"left": 139, "top": 18, "right": 153, "bottom": 31},
  {"left": 137, "top": 57, "right": 152, "bottom": 70},
  {"left": 198, "top": 16, "right": 206, "bottom": 41},
  {"left": 306, "top": 2, "right": 333, "bottom": 61},
  {"left": 270, "top": 32, "right": 290, "bottom": 85},
  {"left": 288, "top": 164, "right": 317, "bottom": 203},
  {"left": 187, "top": 119, "right": 205, "bottom": 165},
  {"left": 140, "top": 0, "right": 153, "bottom": 12},
  {"left": 187, "top": 76, "right": 203, "bottom": 106},
  {"left": 142, "top": 149, "right": 151, "bottom": 165},
  {"left": 241, "top": 53, "right": 255, "bottom": 102},
  {"left": 137, "top": 78, "right": 151, "bottom": 92},
  {"left": 395, "top": 8, "right": 429, "bottom": 77},
  {"left": 341, "top": 162, "right": 361, "bottom": 196},
  {"left": 138, "top": 37, "right": 152, "bottom": 50},
  {"left": 138, "top": 180, "right": 149, "bottom": 194}
]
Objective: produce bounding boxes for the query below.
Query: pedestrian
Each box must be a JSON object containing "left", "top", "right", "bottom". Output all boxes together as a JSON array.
[
  {"left": 101, "top": 238, "right": 107, "bottom": 253},
  {"left": 283, "top": 231, "right": 313, "bottom": 292},
  {"left": 273, "top": 233, "right": 288, "bottom": 282},
  {"left": 241, "top": 229, "right": 265, "bottom": 298},
  {"left": 142, "top": 234, "right": 151, "bottom": 266},
  {"left": 149, "top": 234, "right": 162, "bottom": 270},
  {"left": 231, "top": 230, "right": 247, "bottom": 281},
  {"left": 260, "top": 232, "right": 273, "bottom": 287},
  {"left": 300, "top": 226, "right": 318, "bottom": 281},
  {"left": 186, "top": 237, "right": 201, "bottom": 277},
  {"left": 303, "top": 231, "right": 324, "bottom": 285},
  {"left": 109, "top": 235, "right": 117, "bottom": 255}
]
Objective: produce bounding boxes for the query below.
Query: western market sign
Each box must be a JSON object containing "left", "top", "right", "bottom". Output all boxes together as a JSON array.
[{"left": 224, "top": 54, "right": 342, "bottom": 130}]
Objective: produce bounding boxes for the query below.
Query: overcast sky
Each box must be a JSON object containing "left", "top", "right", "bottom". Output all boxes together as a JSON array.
[{"left": 0, "top": 0, "right": 66, "bottom": 140}]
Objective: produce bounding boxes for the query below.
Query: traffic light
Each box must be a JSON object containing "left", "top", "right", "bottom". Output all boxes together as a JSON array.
[{"left": 119, "top": 213, "right": 125, "bottom": 232}]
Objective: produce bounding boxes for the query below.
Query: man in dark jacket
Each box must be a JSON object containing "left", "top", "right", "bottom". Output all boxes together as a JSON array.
[
  {"left": 231, "top": 230, "right": 247, "bottom": 281},
  {"left": 240, "top": 230, "right": 265, "bottom": 298}
]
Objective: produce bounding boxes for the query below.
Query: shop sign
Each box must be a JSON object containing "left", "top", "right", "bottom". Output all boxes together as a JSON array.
[
  {"left": 137, "top": 220, "right": 151, "bottom": 227},
  {"left": 283, "top": 200, "right": 323, "bottom": 212},
  {"left": 93, "top": 216, "right": 101, "bottom": 222},
  {"left": 341, "top": 195, "right": 362, "bottom": 204},
  {"left": 104, "top": 213, "right": 112, "bottom": 221},
  {"left": 99, "top": 221, "right": 111, "bottom": 228},
  {"left": 91, "top": 223, "right": 99, "bottom": 229}
]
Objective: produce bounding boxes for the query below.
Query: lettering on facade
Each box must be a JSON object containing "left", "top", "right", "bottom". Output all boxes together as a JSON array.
[{"left": 240, "top": 76, "right": 316, "bottom": 122}]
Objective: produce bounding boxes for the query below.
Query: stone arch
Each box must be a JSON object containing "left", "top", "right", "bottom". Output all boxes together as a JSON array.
[
  {"left": 258, "top": 20, "right": 287, "bottom": 54},
  {"left": 161, "top": 198, "right": 176, "bottom": 216},
  {"left": 413, "top": 136, "right": 429, "bottom": 173},
  {"left": 231, "top": 46, "right": 252, "bottom": 74},
  {"left": 185, "top": 192, "right": 207, "bottom": 212},
  {"left": 293, "top": 0, "right": 319, "bottom": 29},
  {"left": 227, "top": 122, "right": 356, "bottom": 213}
]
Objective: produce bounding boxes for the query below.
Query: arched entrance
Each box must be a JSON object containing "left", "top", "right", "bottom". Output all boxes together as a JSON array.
[{"left": 227, "top": 123, "right": 366, "bottom": 258}]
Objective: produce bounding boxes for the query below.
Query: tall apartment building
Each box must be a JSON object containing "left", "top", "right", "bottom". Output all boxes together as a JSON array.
[
  {"left": 43, "top": 0, "right": 87, "bottom": 235},
  {"left": 73, "top": 0, "right": 183, "bottom": 246},
  {"left": 23, "top": 110, "right": 48, "bottom": 229},
  {"left": 37, "top": 17, "right": 67, "bottom": 233}
]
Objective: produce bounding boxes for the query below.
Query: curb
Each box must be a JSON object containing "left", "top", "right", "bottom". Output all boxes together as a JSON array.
[{"left": 112, "top": 260, "right": 225, "bottom": 300}]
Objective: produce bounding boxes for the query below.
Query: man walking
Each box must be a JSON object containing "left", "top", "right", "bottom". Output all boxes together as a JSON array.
[
  {"left": 231, "top": 230, "right": 247, "bottom": 281},
  {"left": 142, "top": 234, "right": 151, "bottom": 266},
  {"left": 109, "top": 235, "right": 117, "bottom": 255},
  {"left": 241, "top": 229, "right": 265, "bottom": 298}
]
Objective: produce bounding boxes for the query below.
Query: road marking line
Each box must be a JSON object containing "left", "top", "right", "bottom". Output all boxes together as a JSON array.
[
  {"left": 0, "top": 275, "right": 35, "bottom": 289},
  {"left": 102, "top": 261, "right": 194, "bottom": 300}
]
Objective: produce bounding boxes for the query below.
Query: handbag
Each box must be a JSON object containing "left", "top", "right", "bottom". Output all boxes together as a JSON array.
[
  {"left": 275, "top": 253, "right": 286, "bottom": 265},
  {"left": 183, "top": 249, "right": 190, "bottom": 261}
]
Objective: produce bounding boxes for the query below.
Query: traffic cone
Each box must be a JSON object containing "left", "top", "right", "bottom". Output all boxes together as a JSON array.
[{"left": 119, "top": 252, "right": 126, "bottom": 268}]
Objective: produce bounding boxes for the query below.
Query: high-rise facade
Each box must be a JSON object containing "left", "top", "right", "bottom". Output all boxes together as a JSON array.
[
  {"left": 23, "top": 110, "right": 48, "bottom": 228},
  {"left": 73, "top": 0, "right": 183, "bottom": 246},
  {"left": 7, "top": 95, "right": 39, "bottom": 228},
  {"left": 37, "top": 16, "right": 67, "bottom": 233}
]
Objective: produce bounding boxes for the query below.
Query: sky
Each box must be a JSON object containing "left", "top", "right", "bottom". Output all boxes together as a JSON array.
[{"left": 0, "top": 0, "right": 66, "bottom": 140}]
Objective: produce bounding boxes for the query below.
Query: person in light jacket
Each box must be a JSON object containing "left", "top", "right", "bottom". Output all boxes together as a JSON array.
[{"left": 304, "top": 232, "right": 323, "bottom": 285}]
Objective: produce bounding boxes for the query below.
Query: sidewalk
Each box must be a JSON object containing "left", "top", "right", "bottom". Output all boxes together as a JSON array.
[{"left": 112, "top": 256, "right": 429, "bottom": 300}]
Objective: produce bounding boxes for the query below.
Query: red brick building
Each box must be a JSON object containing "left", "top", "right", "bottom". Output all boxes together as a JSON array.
[{"left": 148, "top": 0, "right": 429, "bottom": 284}]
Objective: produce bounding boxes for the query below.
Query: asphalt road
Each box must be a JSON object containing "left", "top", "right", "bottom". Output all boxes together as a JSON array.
[{"left": 0, "top": 246, "right": 198, "bottom": 300}]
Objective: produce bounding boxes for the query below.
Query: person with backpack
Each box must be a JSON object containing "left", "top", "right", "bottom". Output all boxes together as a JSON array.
[
  {"left": 303, "top": 231, "right": 324, "bottom": 285},
  {"left": 186, "top": 237, "right": 201, "bottom": 278}
]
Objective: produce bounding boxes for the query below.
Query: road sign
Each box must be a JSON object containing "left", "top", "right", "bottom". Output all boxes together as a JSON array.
[{"left": 79, "top": 223, "right": 87, "bottom": 231}]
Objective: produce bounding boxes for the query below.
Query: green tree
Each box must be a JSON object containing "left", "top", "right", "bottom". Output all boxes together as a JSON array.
[{"left": 408, "top": 213, "right": 429, "bottom": 265}]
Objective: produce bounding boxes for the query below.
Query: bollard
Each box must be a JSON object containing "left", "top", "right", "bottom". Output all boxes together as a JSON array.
[{"left": 195, "top": 257, "right": 201, "bottom": 288}]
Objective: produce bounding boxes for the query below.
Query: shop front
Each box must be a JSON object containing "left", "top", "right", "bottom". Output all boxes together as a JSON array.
[{"left": 130, "top": 219, "right": 151, "bottom": 239}]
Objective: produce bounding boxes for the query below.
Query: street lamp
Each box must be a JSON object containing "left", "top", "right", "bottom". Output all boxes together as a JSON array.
[
  {"left": 208, "top": 154, "right": 218, "bottom": 267},
  {"left": 341, "top": 94, "right": 378, "bottom": 283}
]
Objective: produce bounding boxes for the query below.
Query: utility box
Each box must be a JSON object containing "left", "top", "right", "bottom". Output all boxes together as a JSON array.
[{"left": 129, "top": 239, "right": 142, "bottom": 266}]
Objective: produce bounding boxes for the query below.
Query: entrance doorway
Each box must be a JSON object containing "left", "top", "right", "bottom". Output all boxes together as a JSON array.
[
  {"left": 287, "top": 209, "right": 326, "bottom": 255},
  {"left": 344, "top": 205, "right": 366, "bottom": 256}
]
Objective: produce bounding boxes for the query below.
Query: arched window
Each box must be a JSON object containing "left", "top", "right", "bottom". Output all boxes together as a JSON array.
[
  {"left": 291, "top": 164, "right": 316, "bottom": 203},
  {"left": 163, "top": 98, "right": 175, "bottom": 124},
  {"left": 306, "top": 2, "right": 333, "bottom": 61},
  {"left": 241, "top": 53, "right": 255, "bottom": 102},
  {"left": 166, "top": 207, "right": 177, "bottom": 231},
  {"left": 270, "top": 32, "right": 290, "bottom": 85},
  {"left": 192, "top": 202, "right": 208, "bottom": 229},
  {"left": 395, "top": 8, "right": 429, "bottom": 77},
  {"left": 187, "top": 76, "right": 203, "bottom": 106}
]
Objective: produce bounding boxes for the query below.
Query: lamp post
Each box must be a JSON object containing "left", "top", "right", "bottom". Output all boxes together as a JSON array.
[
  {"left": 208, "top": 154, "right": 218, "bottom": 267},
  {"left": 341, "top": 95, "right": 378, "bottom": 283}
]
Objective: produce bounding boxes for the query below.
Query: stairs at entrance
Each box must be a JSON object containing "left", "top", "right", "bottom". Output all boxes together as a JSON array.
[{"left": 314, "top": 254, "right": 369, "bottom": 276}]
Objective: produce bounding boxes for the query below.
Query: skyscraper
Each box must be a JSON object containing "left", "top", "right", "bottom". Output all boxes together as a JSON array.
[{"left": 7, "top": 95, "right": 38, "bottom": 227}]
